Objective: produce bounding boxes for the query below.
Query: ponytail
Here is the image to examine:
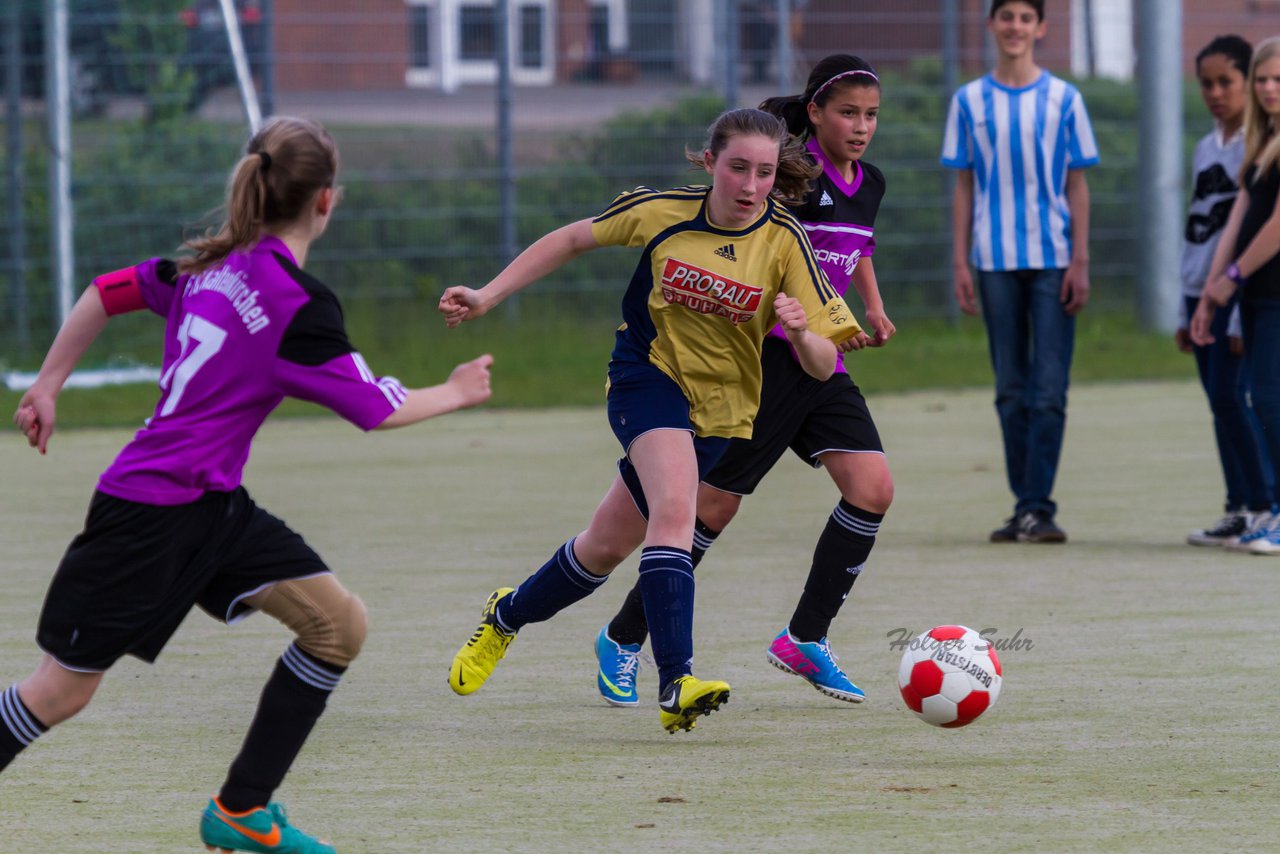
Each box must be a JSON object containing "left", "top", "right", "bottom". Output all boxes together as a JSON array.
[
  {"left": 684, "top": 107, "right": 819, "bottom": 204},
  {"left": 181, "top": 117, "right": 339, "bottom": 275},
  {"left": 760, "top": 54, "right": 881, "bottom": 141}
]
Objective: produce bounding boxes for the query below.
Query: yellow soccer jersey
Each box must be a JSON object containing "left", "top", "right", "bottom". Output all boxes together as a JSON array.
[{"left": 593, "top": 184, "right": 860, "bottom": 439}]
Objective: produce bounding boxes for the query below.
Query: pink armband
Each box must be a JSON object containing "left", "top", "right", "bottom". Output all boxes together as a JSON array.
[{"left": 94, "top": 266, "right": 147, "bottom": 316}]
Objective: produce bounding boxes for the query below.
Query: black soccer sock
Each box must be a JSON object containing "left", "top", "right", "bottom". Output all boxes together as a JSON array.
[
  {"left": 218, "top": 644, "right": 344, "bottom": 813},
  {"left": 789, "top": 501, "right": 883, "bottom": 643},
  {"left": 606, "top": 520, "right": 719, "bottom": 647},
  {"left": 607, "top": 583, "right": 649, "bottom": 647},
  {"left": 689, "top": 519, "right": 721, "bottom": 569},
  {"left": 0, "top": 684, "right": 49, "bottom": 773}
]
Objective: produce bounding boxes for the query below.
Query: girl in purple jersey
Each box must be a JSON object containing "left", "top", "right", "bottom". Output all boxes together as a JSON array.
[
  {"left": 594, "top": 54, "right": 896, "bottom": 707},
  {"left": 6, "top": 116, "right": 492, "bottom": 853}
]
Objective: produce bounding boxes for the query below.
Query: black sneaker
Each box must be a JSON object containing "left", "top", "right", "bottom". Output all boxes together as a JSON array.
[
  {"left": 1016, "top": 509, "right": 1067, "bottom": 543},
  {"left": 990, "top": 516, "right": 1020, "bottom": 543},
  {"left": 1186, "top": 512, "right": 1250, "bottom": 547}
]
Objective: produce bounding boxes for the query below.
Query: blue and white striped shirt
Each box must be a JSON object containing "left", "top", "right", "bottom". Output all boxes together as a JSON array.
[{"left": 941, "top": 71, "right": 1099, "bottom": 272}]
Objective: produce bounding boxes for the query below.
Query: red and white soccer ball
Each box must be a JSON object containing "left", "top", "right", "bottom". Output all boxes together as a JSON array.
[{"left": 897, "top": 625, "right": 1002, "bottom": 728}]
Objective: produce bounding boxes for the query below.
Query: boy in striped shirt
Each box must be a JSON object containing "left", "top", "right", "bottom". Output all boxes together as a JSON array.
[{"left": 941, "top": 0, "right": 1099, "bottom": 543}]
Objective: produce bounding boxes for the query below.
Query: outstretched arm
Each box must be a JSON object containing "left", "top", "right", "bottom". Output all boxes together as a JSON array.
[
  {"left": 439, "top": 219, "right": 600, "bottom": 327},
  {"left": 14, "top": 286, "right": 111, "bottom": 454},
  {"left": 375, "top": 354, "right": 494, "bottom": 429}
]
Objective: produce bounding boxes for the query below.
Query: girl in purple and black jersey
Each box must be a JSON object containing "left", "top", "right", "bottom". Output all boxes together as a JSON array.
[
  {"left": 5, "top": 117, "right": 492, "bottom": 852},
  {"left": 595, "top": 55, "right": 896, "bottom": 707}
]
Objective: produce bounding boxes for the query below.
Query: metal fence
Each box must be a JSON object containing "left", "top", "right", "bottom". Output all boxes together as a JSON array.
[{"left": 4, "top": 0, "right": 1280, "bottom": 369}]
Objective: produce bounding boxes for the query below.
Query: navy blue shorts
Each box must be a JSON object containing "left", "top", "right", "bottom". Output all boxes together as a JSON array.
[
  {"left": 607, "top": 360, "right": 729, "bottom": 519},
  {"left": 36, "top": 488, "right": 330, "bottom": 671}
]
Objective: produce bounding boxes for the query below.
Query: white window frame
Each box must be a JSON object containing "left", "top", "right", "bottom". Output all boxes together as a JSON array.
[{"left": 406, "top": 0, "right": 555, "bottom": 91}]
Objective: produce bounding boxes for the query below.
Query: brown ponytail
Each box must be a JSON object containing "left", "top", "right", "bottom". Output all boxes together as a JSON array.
[{"left": 181, "top": 116, "right": 339, "bottom": 275}]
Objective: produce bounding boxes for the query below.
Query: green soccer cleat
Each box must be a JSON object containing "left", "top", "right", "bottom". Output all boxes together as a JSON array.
[
  {"left": 658, "top": 675, "right": 730, "bottom": 733},
  {"left": 449, "top": 587, "right": 517, "bottom": 695},
  {"left": 200, "top": 798, "right": 335, "bottom": 854}
]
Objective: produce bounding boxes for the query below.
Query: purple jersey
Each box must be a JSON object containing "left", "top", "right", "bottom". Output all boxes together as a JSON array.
[
  {"left": 767, "top": 139, "right": 886, "bottom": 372},
  {"left": 97, "top": 236, "right": 406, "bottom": 505}
]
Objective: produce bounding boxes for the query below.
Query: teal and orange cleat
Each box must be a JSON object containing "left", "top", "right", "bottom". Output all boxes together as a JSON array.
[{"left": 200, "top": 798, "right": 335, "bottom": 854}]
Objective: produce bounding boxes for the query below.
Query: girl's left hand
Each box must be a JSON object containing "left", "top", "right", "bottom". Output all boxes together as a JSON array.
[
  {"left": 865, "top": 308, "right": 896, "bottom": 346},
  {"left": 438, "top": 286, "right": 487, "bottom": 328},
  {"left": 774, "top": 293, "right": 808, "bottom": 333}
]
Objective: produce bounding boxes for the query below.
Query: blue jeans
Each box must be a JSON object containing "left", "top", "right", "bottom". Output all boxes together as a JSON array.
[
  {"left": 977, "top": 269, "right": 1074, "bottom": 516},
  {"left": 1186, "top": 295, "right": 1273, "bottom": 512},
  {"left": 1241, "top": 298, "right": 1280, "bottom": 505}
]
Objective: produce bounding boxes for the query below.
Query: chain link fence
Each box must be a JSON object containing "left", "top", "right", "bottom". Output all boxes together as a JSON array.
[{"left": 4, "top": 0, "right": 1280, "bottom": 369}]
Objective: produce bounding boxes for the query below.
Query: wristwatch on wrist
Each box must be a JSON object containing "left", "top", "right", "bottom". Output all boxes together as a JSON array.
[{"left": 1226, "top": 262, "right": 1245, "bottom": 285}]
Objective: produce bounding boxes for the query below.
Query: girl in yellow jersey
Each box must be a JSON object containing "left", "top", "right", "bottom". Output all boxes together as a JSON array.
[{"left": 440, "top": 108, "right": 865, "bottom": 734}]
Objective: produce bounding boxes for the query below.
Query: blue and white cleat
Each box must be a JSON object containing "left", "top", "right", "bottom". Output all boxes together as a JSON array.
[{"left": 594, "top": 625, "right": 642, "bottom": 707}]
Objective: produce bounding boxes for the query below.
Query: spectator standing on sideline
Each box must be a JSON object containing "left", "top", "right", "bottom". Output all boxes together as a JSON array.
[
  {"left": 1192, "top": 36, "right": 1280, "bottom": 557},
  {"left": 1180, "top": 35, "right": 1275, "bottom": 547},
  {"left": 941, "top": 0, "right": 1099, "bottom": 543}
]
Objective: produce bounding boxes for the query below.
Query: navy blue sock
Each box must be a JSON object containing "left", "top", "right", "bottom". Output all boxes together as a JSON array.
[
  {"left": 0, "top": 684, "right": 48, "bottom": 773},
  {"left": 608, "top": 520, "right": 717, "bottom": 647},
  {"left": 789, "top": 501, "right": 882, "bottom": 643},
  {"left": 637, "top": 545, "right": 695, "bottom": 692},
  {"left": 497, "top": 538, "right": 608, "bottom": 632}
]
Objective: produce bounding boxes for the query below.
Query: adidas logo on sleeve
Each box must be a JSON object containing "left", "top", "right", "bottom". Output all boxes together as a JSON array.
[{"left": 714, "top": 243, "right": 737, "bottom": 261}]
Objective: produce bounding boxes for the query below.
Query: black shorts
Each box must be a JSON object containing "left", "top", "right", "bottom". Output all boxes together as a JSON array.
[
  {"left": 37, "top": 488, "right": 329, "bottom": 672},
  {"left": 704, "top": 337, "right": 883, "bottom": 496}
]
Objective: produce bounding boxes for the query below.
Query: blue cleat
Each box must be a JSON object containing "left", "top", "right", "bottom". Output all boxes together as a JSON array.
[{"left": 594, "top": 625, "right": 642, "bottom": 707}]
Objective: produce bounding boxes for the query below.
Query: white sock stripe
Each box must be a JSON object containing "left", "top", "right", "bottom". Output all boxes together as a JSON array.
[
  {"left": 639, "top": 548, "right": 693, "bottom": 564},
  {"left": 833, "top": 505, "right": 880, "bottom": 536},
  {"left": 637, "top": 549, "right": 695, "bottom": 580},
  {"left": 282, "top": 645, "right": 342, "bottom": 692},
  {"left": 692, "top": 530, "right": 717, "bottom": 550},
  {"left": 559, "top": 540, "right": 607, "bottom": 587},
  {"left": 1, "top": 686, "right": 40, "bottom": 745}
]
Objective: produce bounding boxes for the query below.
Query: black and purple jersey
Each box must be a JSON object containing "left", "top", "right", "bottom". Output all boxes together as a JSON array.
[
  {"left": 96, "top": 236, "right": 406, "bottom": 505},
  {"left": 766, "top": 138, "right": 885, "bottom": 373}
]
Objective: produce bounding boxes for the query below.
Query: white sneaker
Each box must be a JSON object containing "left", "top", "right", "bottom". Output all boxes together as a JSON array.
[
  {"left": 1247, "top": 527, "right": 1280, "bottom": 555},
  {"left": 1187, "top": 512, "right": 1250, "bottom": 547},
  {"left": 1226, "top": 512, "right": 1273, "bottom": 552}
]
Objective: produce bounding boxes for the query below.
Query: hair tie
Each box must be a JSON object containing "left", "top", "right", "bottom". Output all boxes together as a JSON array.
[
  {"left": 258, "top": 151, "right": 272, "bottom": 172},
  {"left": 810, "top": 69, "right": 879, "bottom": 104}
]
